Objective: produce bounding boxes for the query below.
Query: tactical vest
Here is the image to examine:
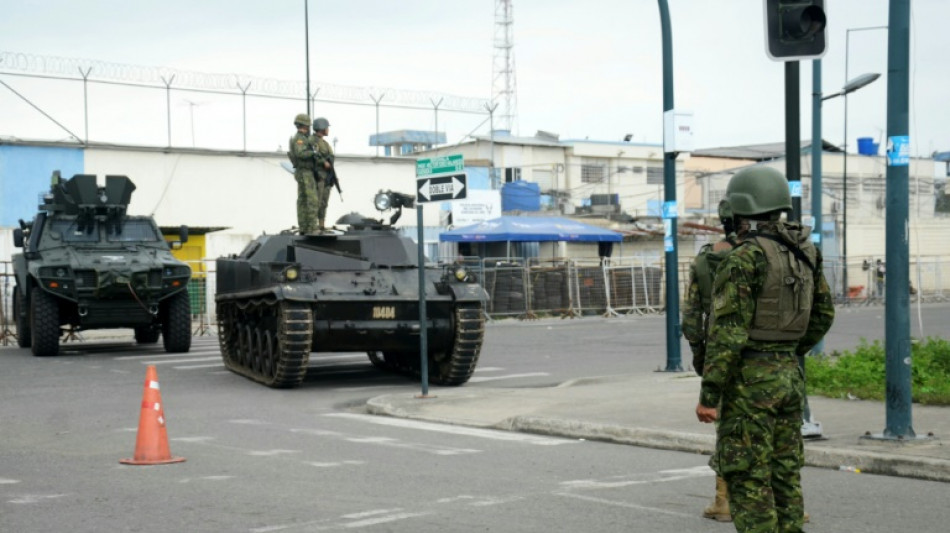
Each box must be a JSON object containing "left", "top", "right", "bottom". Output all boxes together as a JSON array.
[
  {"left": 694, "top": 243, "right": 731, "bottom": 314},
  {"left": 747, "top": 231, "right": 818, "bottom": 342}
]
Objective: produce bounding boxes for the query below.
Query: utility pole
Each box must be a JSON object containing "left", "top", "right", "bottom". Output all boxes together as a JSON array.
[{"left": 864, "top": 0, "right": 928, "bottom": 443}]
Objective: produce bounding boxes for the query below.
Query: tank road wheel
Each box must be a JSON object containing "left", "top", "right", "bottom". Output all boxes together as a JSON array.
[
  {"left": 429, "top": 303, "right": 486, "bottom": 386},
  {"left": 30, "top": 289, "right": 61, "bottom": 357},
  {"left": 161, "top": 289, "right": 192, "bottom": 353},
  {"left": 261, "top": 330, "right": 277, "bottom": 380},
  {"left": 251, "top": 327, "right": 264, "bottom": 374},
  {"left": 219, "top": 300, "right": 312, "bottom": 388},
  {"left": 217, "top": 303, "right": 241, "bottom": 366},
  {"left": 135, "top": 326, "right": 160, "bottom": 344},
  {"left": 13, "top": 288, "right": 31, "bottom": 348}
]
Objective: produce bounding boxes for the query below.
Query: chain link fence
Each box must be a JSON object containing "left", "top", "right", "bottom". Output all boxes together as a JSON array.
[{"left": 3, "top": 253, "right": 949, "bottom": 346}]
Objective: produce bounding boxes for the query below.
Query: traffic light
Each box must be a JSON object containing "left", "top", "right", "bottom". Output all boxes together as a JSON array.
[{"left": 763, "top": 0, "right": 827, "bottom": 61}]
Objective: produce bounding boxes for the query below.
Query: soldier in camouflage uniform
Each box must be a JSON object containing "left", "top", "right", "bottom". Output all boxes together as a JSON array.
[
  {"left": 310, "top": 117, "right": 334, "bottom": 231},
  {"left": 696, "top": 166, "right": 835, "bottom": 533},
  {"left": 287, "top": 113, "right": 319, "bottom": 233},
  {"left": 682, "top": 199, "right": 744, "bottom": 522}
]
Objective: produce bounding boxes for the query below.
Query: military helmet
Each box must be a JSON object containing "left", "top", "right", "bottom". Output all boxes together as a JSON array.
[
  {"left": 313, "top": 117, "right": 330, "bottom": 131},
  {"left": 717, "top": 199, "right": 733, "bottom": 221},
  {"left": 294, "top": 113, "right": 311, "bottom": 127},
  {"left": 725, "top": 166, "right": 792, "bottom": 217}
]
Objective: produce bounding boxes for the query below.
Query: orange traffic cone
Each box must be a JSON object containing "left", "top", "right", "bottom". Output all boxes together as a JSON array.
[{"left": 120, "top": 365, "right": 185, "bottom": 465}]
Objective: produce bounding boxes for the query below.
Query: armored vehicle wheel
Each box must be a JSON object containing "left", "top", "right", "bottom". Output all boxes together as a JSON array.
[
  {"left": 217, "top": 300, "right": 312, "bottom": 388},
  {"left": 134, "top": 326, "right": 160, "bottom": 344},
  {"left": 30, "top": 289, "right": 61, "bottom": 357},
  {"left": 162, "top": 290, "right": 191, "bottom": 353},
  {"left": 367, "top": 351, "right": 386, "bottom": 369},
  {"left": 13, "top": 287, "right": 31, "bottom": 348}
]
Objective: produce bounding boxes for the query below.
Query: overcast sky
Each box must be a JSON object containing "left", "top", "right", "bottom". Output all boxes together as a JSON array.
[{"left": 1, "top": 1, "right": 947, "bottom": 158}]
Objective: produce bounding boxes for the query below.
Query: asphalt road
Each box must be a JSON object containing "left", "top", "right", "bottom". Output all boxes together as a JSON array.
[{"left": 1, "top": 303, "right": 948, "bottom": 532}]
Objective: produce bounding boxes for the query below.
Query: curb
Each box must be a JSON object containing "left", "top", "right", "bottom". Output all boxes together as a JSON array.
[{"left": 366, "top": 398, "right": 950, "bottom": 484}]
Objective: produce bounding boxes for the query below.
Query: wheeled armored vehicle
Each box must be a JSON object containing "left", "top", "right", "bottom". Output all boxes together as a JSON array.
[
  {"left": 214, "top": 191, "right": 488, "bottom": 388},
  {"left": 11, "top": 172, "right": 192, "bottom": 356}
]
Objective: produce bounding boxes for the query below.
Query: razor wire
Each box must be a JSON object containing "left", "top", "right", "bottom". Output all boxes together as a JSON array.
[{"left": 0, "top": 51, "right": 490, "bottom": 113}]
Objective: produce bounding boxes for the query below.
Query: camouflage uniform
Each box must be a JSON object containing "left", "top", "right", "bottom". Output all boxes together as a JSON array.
[
  {"left": 311, "top": 134, "right": 334, "bottom": 229},
  {"left": 700, "top": 221, "right": 834, "bottom": 532},
  {"left": 288, "top": 131, "right": 319, "bottom": 233}
]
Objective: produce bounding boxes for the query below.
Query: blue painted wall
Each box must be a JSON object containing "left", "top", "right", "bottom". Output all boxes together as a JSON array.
[{"left": 0, "top": 145, "right": 84, "bottom": 226}]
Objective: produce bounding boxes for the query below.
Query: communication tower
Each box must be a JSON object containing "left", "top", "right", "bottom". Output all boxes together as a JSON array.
[{"left": 492, "top": 0, "right": 518, "bottom": 134}]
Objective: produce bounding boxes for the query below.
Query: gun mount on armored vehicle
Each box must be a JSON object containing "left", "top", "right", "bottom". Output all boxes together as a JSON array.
[
  {"left": 214, "top": 190, "right": 488, "bottom": 388},
  {"left": 11, "top": 172, "right": 192, "bottom": 356}
]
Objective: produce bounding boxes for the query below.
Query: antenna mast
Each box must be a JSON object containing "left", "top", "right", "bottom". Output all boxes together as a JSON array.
[{"left": 492, "top": 0, "right": 518, "bottom": 134}]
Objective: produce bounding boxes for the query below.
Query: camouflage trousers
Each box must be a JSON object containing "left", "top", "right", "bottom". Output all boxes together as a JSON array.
[
  {"left": 712, "top": 355, "right": 805, "bottom": 533},
  {"left": 295, "top": 169, "right": 319, "bottom": 233},
  {"left": 315, "top": 171, "right": 332, "bottom": 224}
]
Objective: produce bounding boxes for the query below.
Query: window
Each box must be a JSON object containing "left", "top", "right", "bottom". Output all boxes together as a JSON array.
[
  {"left": 505, "top": 167, "right": 522, "bottom": 183},
  {"left": 646, "top": 166, "right": 664, "bottom": 185},
  {"left": 581, "top": 160, "right": 606, "bottom": 183},
  {"left": 108, "top": 219, "right": 160, "bottom": 242}
]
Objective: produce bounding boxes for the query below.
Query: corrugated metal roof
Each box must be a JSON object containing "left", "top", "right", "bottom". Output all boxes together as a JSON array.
[{"left": 692, "top": 140, "right": 842, "bottom": 161}]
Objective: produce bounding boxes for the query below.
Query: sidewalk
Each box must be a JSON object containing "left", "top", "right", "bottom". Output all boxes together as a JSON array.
[{"left": 367, "top": 372, "right": 950, "bottom": 483}]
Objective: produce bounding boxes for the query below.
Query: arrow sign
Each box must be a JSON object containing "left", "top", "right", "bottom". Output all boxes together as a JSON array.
[{"left": 417, "top": 174, "right": 467, "bottom": 203}]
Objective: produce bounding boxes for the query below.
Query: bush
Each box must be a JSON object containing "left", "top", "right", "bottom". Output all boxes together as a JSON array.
[{"left": 805, "top": 337, "right": 950, "bottom": 405}]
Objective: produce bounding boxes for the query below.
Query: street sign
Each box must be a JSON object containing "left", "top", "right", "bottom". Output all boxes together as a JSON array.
[
  {"left": 416, "top": 154, "right": 464, "bottom": 177},
  {"left": 417, "top": 174, "right": 467, "bottom": 203}
]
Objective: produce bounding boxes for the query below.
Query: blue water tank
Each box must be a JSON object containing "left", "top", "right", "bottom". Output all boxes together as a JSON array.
[
  {"left": 501, "top": 181, "right": 541, "bottom": 212},
  {"left": 857, "top": 137, "right": 879, "bottom": 156}
]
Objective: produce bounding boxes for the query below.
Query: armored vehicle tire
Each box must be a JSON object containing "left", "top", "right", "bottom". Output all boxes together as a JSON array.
[
  {"left": 135, "top": 326, "right": 161, "bottom": 344},
  {"left": 162, "top": 290, "right": 192, "bottom": 353},
  {"left": 13, "top": 288, "right": 31, "bottom": 348},
  {"left": 217, "top": 300, "right": 312, "bottom": 388},
  {"left": 30, "top": 289, "right": 60, "bottom": 357}
]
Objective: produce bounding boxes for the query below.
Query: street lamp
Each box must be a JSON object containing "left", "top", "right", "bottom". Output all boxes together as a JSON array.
[{"left": 821, "top": 72, "right": 880, "bottom": 300}]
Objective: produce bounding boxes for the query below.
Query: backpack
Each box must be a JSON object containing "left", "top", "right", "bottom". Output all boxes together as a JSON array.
[{"left": 694, "top": 242, "right": 732, "bottom": 315}]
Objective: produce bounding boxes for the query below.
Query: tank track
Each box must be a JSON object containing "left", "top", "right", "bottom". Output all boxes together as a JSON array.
[
  {"left": 217, "top": 299, "right": 312, "bottom": 388},
  {"left": 369, "top": 302, "right": 485, "bottom": 386}
]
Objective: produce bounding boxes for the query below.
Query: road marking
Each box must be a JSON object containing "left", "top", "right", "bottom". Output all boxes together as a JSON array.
[
  {"left": 7, "top": 493, "right": 69, "bottom": 505},
  {"left": 307, "top": 460, "right": 365, "bottom": 468},
  {"left": 144, "top": 356, "right": 220, "bottom": 365},
  {"left": 114, "top": 349, "right": 220, "bottom": 360},
  {"left": 325, "top": 413, "right": 573, "bottom": 446},
  {"left": 0, "top": 478, "right": 20, "bottom": 484},
  {"left": 343, "top": 511, "right": 432, "bottom": 528},
  {"left": 472, "top": 366, "right": 504, "bottom": 372},
  {"left": 246, "top": 449, "right": 301, "bottom": 457},
  {"left": 554, "top": 492, "right": 695, "bottom": 519},
  {"left": 468, "top": 372, "right": 550, "bottom": 383},
  {"left": 560, "top": 466, "right": 714, "bottom": 489},
  {"left": 173, "top": 362, "right": 225, "bottom": 370},
  {"left": 342, "top": 508, "right": 402, "bottom": 519}
]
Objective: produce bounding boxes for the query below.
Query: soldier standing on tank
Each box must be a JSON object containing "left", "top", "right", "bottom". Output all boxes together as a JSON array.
[
  {"left": 287, "top": 113, "right": 319, "bottom": 234},
  {"left": 310, "top": 117, "right": 334, "bottom": 231},
  {"left": 695, "top": 167, "right": 834, "bottom": 532}
]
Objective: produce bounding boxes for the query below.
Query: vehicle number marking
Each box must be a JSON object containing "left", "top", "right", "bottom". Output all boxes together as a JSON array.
[{"left": 372, "top": 306, "right": 396, "bottom": 319}]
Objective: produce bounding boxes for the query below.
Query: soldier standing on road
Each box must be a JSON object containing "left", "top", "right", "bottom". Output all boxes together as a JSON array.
[
  {"left": 695, "top": 167, "right": 835, "bottom": 532},
  {"left": 682, "top": 199, "right": 745, "bottom": 523},
  {"left": 310, "top": 117, "right": 334, "bottom": 231},
  {"left": 287, "top": 113, "right": 319, "bottom": 234}
]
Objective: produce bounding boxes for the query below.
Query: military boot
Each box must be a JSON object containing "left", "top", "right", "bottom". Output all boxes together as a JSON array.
[{"left": 702, "top": 476, "right": 732, "bottom": 522}]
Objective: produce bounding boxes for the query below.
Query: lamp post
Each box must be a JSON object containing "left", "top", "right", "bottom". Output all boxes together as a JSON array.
[
  {"left": 822, "top": 71, "right": 881, "bottom": 301},
  {"left": 834, "top": 25, "right": 887, "bottom": 301}
]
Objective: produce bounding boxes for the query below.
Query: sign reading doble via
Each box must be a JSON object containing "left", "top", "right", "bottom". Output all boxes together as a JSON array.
[{"left": 416, "top": 154, "right": 467, "bottom": 203}]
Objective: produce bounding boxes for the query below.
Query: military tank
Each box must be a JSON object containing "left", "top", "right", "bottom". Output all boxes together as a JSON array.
[
  {"left": 11, "top": 172, "right": 193, "bottom": 356},
  {"left": 214, "top": 190, "right": 488, "bottom": 388}
]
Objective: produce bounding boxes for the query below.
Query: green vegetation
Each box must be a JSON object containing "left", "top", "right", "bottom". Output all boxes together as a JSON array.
[{"left": 806, "top": 338, "right": 950, "bottom": 405}]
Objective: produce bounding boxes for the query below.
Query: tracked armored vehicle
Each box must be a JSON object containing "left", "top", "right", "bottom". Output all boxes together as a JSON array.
[
  {"left": 11, "top": 172, "right": 192, "bottom": 356},
  {"left": 214, "top": 191, "right": 488, "bottom": 388}
]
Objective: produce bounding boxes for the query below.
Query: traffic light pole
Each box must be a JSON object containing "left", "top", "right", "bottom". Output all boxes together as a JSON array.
[
  {"left": 785, "top": 61, "right": 802, "bottom": 222},
  {"left": 657, "top": 0, "right": 682, "bottom": 372}
]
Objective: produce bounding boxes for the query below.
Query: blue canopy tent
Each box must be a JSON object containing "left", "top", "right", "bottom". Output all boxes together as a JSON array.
[{"left": 440, "top": 216, "right": 622, "bottom": 243}]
